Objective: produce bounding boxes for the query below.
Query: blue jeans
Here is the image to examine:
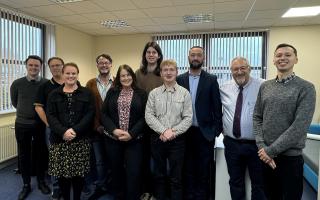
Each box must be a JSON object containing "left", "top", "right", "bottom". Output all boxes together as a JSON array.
[{"left": 224, "top": 136, "right": 266, "bottom": 200}]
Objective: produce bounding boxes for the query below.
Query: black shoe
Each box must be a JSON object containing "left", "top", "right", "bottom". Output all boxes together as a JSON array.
[
  {"left": 51, "top": 189, "right": 62, "bottom": 200},
  {"left": 38, "top": 181, "right": 51, "bottom": 195},
  {"left": 88, "top": 187, "right": 107, "bottom": 200},
  {"left": 18, "top": 184, "right": 31, "bottom": 200}
]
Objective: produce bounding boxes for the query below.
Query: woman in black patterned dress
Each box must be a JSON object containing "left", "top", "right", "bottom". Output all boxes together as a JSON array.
[
  {"left": 47, "top": 62, "right": 95, "bottom": 200},
  {"left": 101, "top": 64, "right": 148, "bottom": 200}
]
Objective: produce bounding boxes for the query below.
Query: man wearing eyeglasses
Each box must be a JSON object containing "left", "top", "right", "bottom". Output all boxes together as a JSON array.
[
  {"left": 34, "top": 56, "right": 64, "bottom": 200},
  {"left": 86, "top": 54, "right": 114, "bottom": 200}
]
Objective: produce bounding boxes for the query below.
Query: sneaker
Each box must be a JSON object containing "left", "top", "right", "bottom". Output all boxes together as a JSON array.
[
  {"left": 38, "top": 181, "right": 51, "bottom": 195},
  {"left": 18, "top": 184, "right": 31, "bottom": 200}
]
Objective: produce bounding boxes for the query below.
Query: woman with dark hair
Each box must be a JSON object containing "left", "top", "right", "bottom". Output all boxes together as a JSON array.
[
  {"left": 135, "top": 41, "right": 163, "bottom": 93},
  {"left": 101, "top": 64, "right": 148, "bottom": 200},
  {"left": 47, "top": 63, "right": 95, "bottom": 200}
]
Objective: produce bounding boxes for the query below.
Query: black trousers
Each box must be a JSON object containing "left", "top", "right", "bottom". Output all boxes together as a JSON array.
[
  {"left": 105, "top": 137, "right": 143, "bottom": 200},
  {"left": 224, "top": 136, "right": 266, "bottom": 200},
  {"left": 15, "top": 122, "right": 47, "bottom": 185},
  {"left": 263, "top": 155, "right": 304, "bottom": 200},
  {"left": 58, "top": 176, "right": 84, "bottom": 200},
  {"left": 184, "top": 126, "right": 214, "bottom": 200},
  {"left": 151, "top": 134, "right": 185, "bottom": 200}
]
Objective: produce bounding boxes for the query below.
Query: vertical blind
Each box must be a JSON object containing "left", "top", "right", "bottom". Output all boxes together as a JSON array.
[
  {"left": 0, "top": 8, "right": 44, "bottom": 114},
  {"left": 153, "top": 31, "right": 268, "bottom": 84}
]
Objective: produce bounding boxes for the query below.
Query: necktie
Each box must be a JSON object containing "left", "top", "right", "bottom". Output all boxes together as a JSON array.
[{"left": 233, "top": 86, "right": 243, "bottom": 138}]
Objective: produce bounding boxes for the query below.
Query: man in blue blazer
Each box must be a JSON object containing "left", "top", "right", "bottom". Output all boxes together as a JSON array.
[{"left": 177, "top": 46, "right": 222, "bottom": 200}]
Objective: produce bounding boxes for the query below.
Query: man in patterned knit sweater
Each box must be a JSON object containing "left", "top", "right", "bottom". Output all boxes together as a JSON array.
[{"left": 253, "top": 43, "right": 316, "bottom": 200}]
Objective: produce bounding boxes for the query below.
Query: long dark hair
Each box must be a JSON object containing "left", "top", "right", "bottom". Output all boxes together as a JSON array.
[
  {"left": 114, "top": 64, "right": 138, "bottom": 90},
  {"left": 140, "top": 41, "right": 163, "bottom": 76}
]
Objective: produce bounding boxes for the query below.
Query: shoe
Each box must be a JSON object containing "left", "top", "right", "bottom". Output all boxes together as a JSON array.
[
  {"left": 140, "top": 193, "right": 152, "bottom": 200},
  {"left": 38, "top": 181, "right": 51, "bottom": 195},
  {"left": 88, "top": 187, "right": 107, "bottom": 200},
  {"left": 18, "top": 184, "right": 31, "bottom": 200},
  {"left": 51, "top": 189, "right": 61, "bottom": 200}
]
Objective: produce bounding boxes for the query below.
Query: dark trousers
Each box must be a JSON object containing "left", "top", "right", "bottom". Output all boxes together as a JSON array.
[
  {"left": 151, "top": 134, "right": 185, "bottom": 200},
  {"left": 15, "top": 122, "right": 47, "bottom": 185},
  {"left": 263, "top": 155, "right": 304, "bottom": 200},
  {"left": 58, "top": 176, "right": 84, "bottom": 200},
  {"left": 224, "top": 136, "right": 266, "bottom": 200},
  {"left": 184, "top": 126, "right": 214, "bottom": 200},
  {"left": 105, "top": 137, "right": 143, "bottom": 200},
  {"left": 90, "top": 133, "right": 111, "bottom": 190},
  {"left": 141, "top": 127, "right": 153, "bottom": 194}
]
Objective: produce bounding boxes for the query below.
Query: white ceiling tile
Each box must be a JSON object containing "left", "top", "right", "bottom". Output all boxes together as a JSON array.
[
  {"left": 143, "top": 7, "right": 179, "bottom": 18},
  {"left": 72, "top": 22, "right": 104, "bottom": 29},
  {"left": 176, "top": 3, "right": 214, "bottom": 16},
  {"left": 172, "top": 0, "right": 213, "bottom": 6},
  {"left": 125, "top": 18, "right": 155, "bottom": 26},
  {"left": 135, "top": 25, "right": 164, "bottom": 33},
  {"left": 48, "top": 15, "right": 91, "bottom": 24},
  {"left": 91, "top": 0, "right": 137, "bottom": 11},
  {"left": 272, "top": 18, "right": 309, "bottom": 26},
  {"left": 214, "top": 12, "right": 246, "bottom": 21},
  {"left": 294, "top": 0, "right": 320, "bottom": 7},
  {"left": 80, "top": 12, "right": 118, "bottom": 22},
  {"left": 214, "top": 0, "right": 251, "bottom": 13},
  {"left": 0, "top": 0, "right": 53, "bottom": 8},
  {"left": 152, "top": 17, "right": 184, "bottom": 25},
  {"left": 242, "top": 19, "right": 274, "bottom": 28},
  {"left": 186, "top": 22, "right": 215, "bottom": 31},
  {"left": 131, "top": 0, "right": 173, "bottom": 9},
  {"left": 90, "top": 28, "right": 119, "bottom": 35},
  {"left": 214, "top": 21, "right": 243, "bottom": 29},
  {"left": 160, "top": 24, "right": 188, "bottom": 32},
  {"left": 19, "top": 4, "right": 73, "bottom": 17},
  {"left": 60, "top": 1, "right": 104, "bottom": 14},
  {"left": 112, "top": 9, "right": 148, "bottom": 19},
  {"left": 113, "top": 26, "right": 139, "bottom": 34},
  {"left": 253, "top": 0, "right": 296, "bottom": 11},
  {"left": 247, "top": 9, "right": 285, "bottom": 20}
]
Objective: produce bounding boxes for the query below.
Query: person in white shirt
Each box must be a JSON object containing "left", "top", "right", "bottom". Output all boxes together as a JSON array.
[{"left": 220, "top": 56, "right": 266, "bottom": 200}]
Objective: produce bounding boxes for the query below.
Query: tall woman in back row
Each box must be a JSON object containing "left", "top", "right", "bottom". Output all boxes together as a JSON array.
[
  {"left": 47, "top": 63, "right": 95, "bottom": 200},
  {"left": 101, "top": 64, "right": 148, "bottom": 200}
]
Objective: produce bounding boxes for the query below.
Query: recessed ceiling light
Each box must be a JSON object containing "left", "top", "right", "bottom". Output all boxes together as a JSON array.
[
  {"left": 51, "top": 0, "right": 84, "bottom": 3},
  {"left": 183, "top": 14, "right": 213, "bottom": 24},
  {"left": 101, "top": 20, "right": 130, "bottom": 28},
  {"left": 282, "top": 6, "right": 320, "bottom": 18}
]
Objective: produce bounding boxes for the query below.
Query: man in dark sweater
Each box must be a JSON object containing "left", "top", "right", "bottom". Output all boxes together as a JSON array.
[
  {"left": 10, "top": 55, "right": 51, "bottom": 200},
  {"left": 253, "top": 43, "right": 316, "bottom": 200},
  {"left": 34, "top": 57, "right": 64, "bottom": 200}
]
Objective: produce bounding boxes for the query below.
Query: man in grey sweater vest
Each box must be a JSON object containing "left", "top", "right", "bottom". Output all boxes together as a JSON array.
[
  {"left": 10, "top": 55, "right": 50, "bottom": 200},
  {"left": 253, "top": 43, "right": 316, "bottom": 200}
]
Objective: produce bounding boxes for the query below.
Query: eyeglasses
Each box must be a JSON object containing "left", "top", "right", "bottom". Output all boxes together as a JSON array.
[{"left": 97, "top": 62, "right": 112, "bottom": 66}]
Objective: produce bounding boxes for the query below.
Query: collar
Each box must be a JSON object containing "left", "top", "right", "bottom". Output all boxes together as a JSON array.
[
  {"left": 276, "top": 72, "right": 295, "bottom": 84},
  {"left": 161, "top": 82, "right": 178, "bottom": 93},
  {"left": 50, "top": 78, "right": 62, "bottom": 85},
  {"left": 232, "top": 77, "right": 252, "bottom": 89},
  {"left": 96, "top": 74, "right": 113, "bottom": 84},
  {"left": 26, "top": 75, "right": 41, "bottom": 82},
  {"left": 188, "top": 70, "right": 201, "bottom": 77}
]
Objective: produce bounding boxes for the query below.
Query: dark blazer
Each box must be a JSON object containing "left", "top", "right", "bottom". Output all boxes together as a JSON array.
[
  {"left": 177, "top": 70, "right": 222, "bottom": 141},
  {"left": 101, "top": 87, "right": 148, "bottom": 140},
  {"left": 47, "top": 85, "right": 95, "bottom": 144}
]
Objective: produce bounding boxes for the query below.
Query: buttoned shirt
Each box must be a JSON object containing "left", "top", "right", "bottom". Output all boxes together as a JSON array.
[
  {"left": 189, "top": 72, "right": 200, "bottom": 126},
  {"left": 96, "top": 75, "right": 113, "bottom": 101},
  {"left": 220, "top": 77, "right": 264, "bottom": 140},
  {"left": 145, "top": 82, "right": 193, "bottom": 136}
]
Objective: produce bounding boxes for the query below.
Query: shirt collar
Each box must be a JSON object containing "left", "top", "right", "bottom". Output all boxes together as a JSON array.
[
  {"left": 232, "top": 77, "right": 252, "bottom": 89},
  {"left": 188, "top": 70, "right": 201, "bottom": 77},
  {"left": 96, "top": 74, "right": 113, "bottom": 84},
  {"left": 276, "top": 72, "right": 295, "bottom": 84},
  {"left": 26, "top": 75, "right": 41, "bottom": 82},
  {"left": 161, "top": 82, "right": 178, "bottom": 93}
]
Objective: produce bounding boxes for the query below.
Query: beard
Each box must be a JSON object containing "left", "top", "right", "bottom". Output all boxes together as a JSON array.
[{"left": 189, "top": 60, "right": 203, "bottom": 69}]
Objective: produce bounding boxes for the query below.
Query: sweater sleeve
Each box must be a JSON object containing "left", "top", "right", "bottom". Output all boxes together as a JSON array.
[
  {"left": 253, "top": 85, "right": 267, "bottom": 150},
  {"left": 10, "top": 80, "right": 18, "bottom": 108},
  {"left": 264, "top": 84, "right": 316, "bottom": 158}
]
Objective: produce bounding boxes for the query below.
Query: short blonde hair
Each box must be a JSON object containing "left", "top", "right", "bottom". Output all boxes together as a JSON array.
[{"left": 160, "top": 59, "right": 177, "bottom": 70}]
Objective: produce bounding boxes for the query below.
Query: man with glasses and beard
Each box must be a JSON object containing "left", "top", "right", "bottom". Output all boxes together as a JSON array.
[{"left": 177, "top": 46, "right": 222, "bottom": 200}]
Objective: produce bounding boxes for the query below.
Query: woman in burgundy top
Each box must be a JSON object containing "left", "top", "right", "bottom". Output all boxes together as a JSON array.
[{"left": 101, "top": 64, "right": 148, "bottom": 200}]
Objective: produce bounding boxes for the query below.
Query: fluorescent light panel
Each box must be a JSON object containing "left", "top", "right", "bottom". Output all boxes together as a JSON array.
[
  {"left": 282, "top": 6, "right": 320, "bottom": 18},
  {"left": 183, "top": 14, "right": 213, "bottom": 23},
  {"left": 101, "top": 20, "right": 130, "bottom": 28}
]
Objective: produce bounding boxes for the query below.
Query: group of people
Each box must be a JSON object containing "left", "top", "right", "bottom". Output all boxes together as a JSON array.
[{"left": 10, "top": 41, "right": 315, "bottom": 200}]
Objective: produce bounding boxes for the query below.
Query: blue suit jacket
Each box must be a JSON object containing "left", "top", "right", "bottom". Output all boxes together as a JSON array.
[{"left": 177, "top": 70, "right": 222, "bottom": 141}]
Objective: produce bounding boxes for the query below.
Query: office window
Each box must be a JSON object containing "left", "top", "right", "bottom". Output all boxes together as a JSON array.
[
  {"left": 154, "top": 31, "right": 268, "bottom": 84},
  {"left": 0, "top": 8, "right": 44, "bottom": 114}
]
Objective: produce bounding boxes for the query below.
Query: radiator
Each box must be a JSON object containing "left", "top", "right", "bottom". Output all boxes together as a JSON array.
[{"left": 0, "top": 124, "right": 17, "bottom": 163}]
